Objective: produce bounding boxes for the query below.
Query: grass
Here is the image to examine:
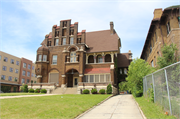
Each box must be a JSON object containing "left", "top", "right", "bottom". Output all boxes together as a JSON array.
[
  {"left": 0, "top": 93, "right": 45, "bottom": 96},
  {"left": 0, "top": 94, "right": 111, "bottom": 118},
  {"left": 134, "top": 96, "right": 176, "bottom": 119}
]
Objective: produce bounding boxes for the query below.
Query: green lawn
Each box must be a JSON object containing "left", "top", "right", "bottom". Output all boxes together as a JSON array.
[
  {"left": 135, "top": 96, "right": 176, "bottom": 119},
  {"left": 0, "top": 93, "right": 45, "bottom": 96},
  {"left": 0, "top": 94, "right": 111, "bottom": 118}
]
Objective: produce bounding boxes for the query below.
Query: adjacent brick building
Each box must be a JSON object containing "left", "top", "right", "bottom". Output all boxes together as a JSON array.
[
  {"left": 0, "top": 51, "right": 37, "bottom": 92},
  {"left": 141, "top": 5, "right": 180, "bottom": 66},
  {"left": 35, "top": 19, "right": 132, "bottom": 94}
]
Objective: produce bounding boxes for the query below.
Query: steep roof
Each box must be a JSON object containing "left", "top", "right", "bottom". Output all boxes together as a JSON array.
[
  {"left": 117, "top": 53, "right": 131, "bottom": 68},
  {"left": 86, "top": 30, "right": 119, "bottom": 53},
  {"left": 165, "top": 5, "right": 180, "bottom": 10}
]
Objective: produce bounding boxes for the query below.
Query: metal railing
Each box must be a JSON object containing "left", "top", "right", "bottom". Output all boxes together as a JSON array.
[{"left": 143, "top": 61, "right": 180, "bottom": 118}]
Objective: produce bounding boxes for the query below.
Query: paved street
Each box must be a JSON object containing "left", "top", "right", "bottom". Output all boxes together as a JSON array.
[{"left": 79, "top": 94, "right": 144, "bottom": 119}]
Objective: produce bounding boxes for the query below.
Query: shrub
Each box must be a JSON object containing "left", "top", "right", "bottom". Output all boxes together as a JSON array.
[
  {"left": 40, "top": 89, "right": 47, "bottom": 93},
  {"left": 28, "top": 88, "right": 34, "bottom": 93},
  {"left": 34, "top": 88, "right": 40, "bottom": 93},
  {"left": 91, "top": 89, "right": 98, "bottom": 94},
  {"left": 106, "top": 84, "right": 112, "bottom": 94},
  {"left": 133, "top": 85, "right": 143, "bottom": 97},
  {"left": 83, "top": 89, "right": 90, "bottom": 94},
  {"left": 23, "top": 84, "right": 28, "bottom": 92},
  {"left": 99, "top": 89, "right": 105, "bottom": 94}
]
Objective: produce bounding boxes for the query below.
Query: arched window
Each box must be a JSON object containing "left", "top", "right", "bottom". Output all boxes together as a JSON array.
[
  {"left": 96, "top": 55, "right": 103, "bottom": 63},
  {"left": 88, "top": 55, "right": 94, "bottom": 63},
  {"left": 105, "top": 54, "right": 111, "bottom": 62}
]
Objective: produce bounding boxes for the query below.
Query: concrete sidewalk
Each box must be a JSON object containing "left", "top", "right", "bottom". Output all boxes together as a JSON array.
[
  {"left": 0, "top": 94, "right": 59, "bottom": 99},
  {"left": 79, "top": 94, "right": 144, "bottom": 119}
]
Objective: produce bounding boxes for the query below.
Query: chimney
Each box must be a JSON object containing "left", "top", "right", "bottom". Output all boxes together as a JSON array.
[
  {"left": 153, "top": 8, "right": 163, "bottom": 19},
  {"left": 110, "top": 22, "right": 114, "bottom": 34}
]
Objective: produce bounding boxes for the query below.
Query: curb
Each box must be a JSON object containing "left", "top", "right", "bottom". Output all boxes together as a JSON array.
[
  {"left": 132, "top": 96, "right": 147, "bottom": 119},
  {"left": 75, "top": 95, "right": 113, "bottom": 119}
]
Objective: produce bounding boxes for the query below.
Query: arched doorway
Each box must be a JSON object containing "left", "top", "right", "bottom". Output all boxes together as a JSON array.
[{"left": 66, "top": 69, "right": 79, "bottom": 87}]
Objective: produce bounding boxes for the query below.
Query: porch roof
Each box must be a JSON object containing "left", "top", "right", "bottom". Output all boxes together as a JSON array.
[{"left": 84, "top": 68, "right": 110, "bottom": 74}]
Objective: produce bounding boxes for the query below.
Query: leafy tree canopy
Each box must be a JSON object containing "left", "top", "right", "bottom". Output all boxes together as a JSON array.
[{"left": 157, "top": 44, "right": 178, "bottom": 68}]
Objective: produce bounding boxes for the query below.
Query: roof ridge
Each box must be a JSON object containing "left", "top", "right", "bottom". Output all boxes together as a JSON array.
[{"left": 86, "top": 29, "right": 110, "bottom": 33}]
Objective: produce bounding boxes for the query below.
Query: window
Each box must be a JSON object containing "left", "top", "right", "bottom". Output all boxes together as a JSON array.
[
  {"left": 151, "top": 60, "right": 154, "bottom": 67},
  {"left": 23, "top": 63, "right": 27, "bottom": 68},
  {"left": 0, "top": 55, "right": 1, "bottom": 60},
  {"left": 16, "top": 61, "right": 19, "bottom": 65},
  {"left": 22, "top": 70, "right": 26, "bottom": 76},
  {"left": 32, "top": 66, "right": 34, "bottom": 70},
  {"left": 4, "top": 57, "right": 8, "bottom": 62},
  {"left": 120, "top": 69, "right": 122, "bottom": 74},
  {"left": 2, "top": 66, "right": 7, "bottom": 71},
  {"left": 31, "top": 80, "right": 33, "bottom": 83},
  {"left": 21, "top": 79, "right": 25, "bottom": 83},
  {"left": 98, "top": 55, "right": 103, "bottom": 63},
  {"left": 27, "top": 79, "right": 30, "bottom": 84},
  {"left": 31, "top": 73, "right": 34, "bottom": 77},
  {"left": 38, "top": 55, "right": 42, "bottom": 61},
  {"left": 14, "top": 77, "right": 18, "bottom": 82},
  {"left": 1, "top": 75, "right": 5, "bottom": 80},
  {"left": 28, "top": 64, "right": 31, "bottom": 69},
  {"left": 70, "top": 37, "right": 74, "bottom": 45},
  {"left": 27, "top": 72, "right": 30, "bottom": 77},
  {"left": 166, "top": 22, "right": 171, "bottom": 34},
  {"left": 35, "top": 74, "right": 37, "bottom": 78},
  {"left": 70, "top": 52, "right": 76, "bottom": 62},
  {"left": 83, "top": 74, "right": 111, "bottom": 83},
  {"left": 43, "top": 55, "right": 47, "bottom": 61},
  {"left": 55, "top": 39, "right": 59, "bottom": 46},
  {"left": 11, "top": 59, "right": 14, "bottom": 64},
  {"left": 8, "top": 76, "right": 12, "bottom": 81},
  {"left": 9, "top": 67, "right": 13, "bottom": 72},
  {"left": 15, "top": 69, "right": 19, "bottom": 73},
  {"left": 150, "top": 43, "right": 152, "bottom": 53},
  {"left": 124, "top": 68, "right": 127, "bottom": 74},
  {"left": 63, "top": 38, "right": 66, "bottom": 45},
  {"left": 52, "top": 55, "right": 57, "bottom": 64}
]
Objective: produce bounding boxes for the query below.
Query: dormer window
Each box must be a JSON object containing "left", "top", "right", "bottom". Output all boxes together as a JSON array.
[
  {"left": 55, "top": 31, "right": 59, "bottom": 37},
  {"left": 70, "top": 29, "right": 74, "bottom": 35}
]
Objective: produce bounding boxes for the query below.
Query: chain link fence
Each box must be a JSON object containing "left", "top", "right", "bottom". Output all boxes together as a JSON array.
[{"left": 143, "top": 61, "right": 180, "bottom": 118}]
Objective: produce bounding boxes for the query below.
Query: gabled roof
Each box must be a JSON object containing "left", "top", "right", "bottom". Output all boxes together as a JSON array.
[
  {"left": 117, "top": 53, "right": 131, "bottom": 68},
  {"left": 86, "top": 30, "right": 119, "bottom": 53}
]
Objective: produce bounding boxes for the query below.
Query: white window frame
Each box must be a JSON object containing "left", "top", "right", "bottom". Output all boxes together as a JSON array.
[
  {"left": 2, "top": 66, "right": 7, "bottom": 71},
  {"left": 23, "top": 63, "right": 27, "bottom": 68},
  {"left": 70, "top": 37, "right": 74, "bottom": 45},
  {"left": 38, "top": 55, "right": 42, "bottom": 61},
  {"left": 9, "top": 67, "right": 13, "bottom": 72},
  {"left": 21, "top": 78, "right": 25, "bottom": 83},
  {"left": 98, "top": 55, "right": 103, "bottom": 63},
  {"left": 84, "top": 73, "right": 111, "bottom": 83},
  {"left": 63, "top": 38, "right": 66, "bottom": 45},
  {"left": 27, "top": 72, "right": 30, "bottom": 77},
  {"left": 43, "top": 55, "right": 47, "bottom": 62},
  {"left": 22, "top": 70, "right": 26, "bottom": 76},
  {"left": 70, "top": 52, "right": 76, "bottom": 63},
  {"left": 52, "top": 55, "right": 57, "bottom": 65},
  {"left": 55, "top": 39, "right": 59, "bottom": 46}
]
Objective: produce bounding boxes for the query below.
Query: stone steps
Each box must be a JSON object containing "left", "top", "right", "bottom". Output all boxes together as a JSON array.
[
  {"left": 64, "top": 87, "right": 77, "bottom": 94},
  {"left": 51, "top": 87, "right": 63, "bottom": 94}
]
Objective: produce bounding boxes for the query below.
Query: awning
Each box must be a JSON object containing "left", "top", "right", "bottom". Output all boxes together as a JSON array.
[
  {"left": 84, "top": 68, "right": 110, "bottom": 74},
  {"left": 0, "top": 82, "right": 22, "bottom": 86}
]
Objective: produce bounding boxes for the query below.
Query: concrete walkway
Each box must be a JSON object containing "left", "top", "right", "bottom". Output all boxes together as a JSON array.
[
  {"left": 79, "top": 94, "right": 143, "bottom": 119},
  {"left": 0, "top": 94, "right": 59, "bottom": 99}
]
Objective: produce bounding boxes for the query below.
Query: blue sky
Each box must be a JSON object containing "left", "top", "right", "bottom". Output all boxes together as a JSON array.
[{"left": 0, "top": 0, "right": 179, "bottom": 62}]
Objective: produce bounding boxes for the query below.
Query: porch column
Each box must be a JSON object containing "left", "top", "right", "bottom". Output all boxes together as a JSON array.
[
  {"left": 94, "top": 54, "right": 96, "bottom": 63},
  {"left": 86, "top": 55, "right": 88, "bottom": 64},
  {"left": 102, "top": 53, "right": 105, "bottom": 63},
  {"left": 61, "top": 75, "right": 66, "bottom": 85},
  {"left": 111, "top": 53, "right": 114, "bottom": 63}
]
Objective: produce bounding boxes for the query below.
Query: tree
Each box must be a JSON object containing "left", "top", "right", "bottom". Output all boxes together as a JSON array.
[
  {"left": 126, "top": 58, "right": 154, "bottom": 97},
  {"left": 157, "top": 43, "right": 178, "bottom": 68},
  {"left": 23, "top": 84, "right": 28, "bottom": 92},
  {"left": 106, "top": 84, "right": 112, "bottom": 94}
]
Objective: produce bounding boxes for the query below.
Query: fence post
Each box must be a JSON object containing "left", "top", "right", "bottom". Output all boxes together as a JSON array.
[
  {"left": 152, "top": 73, "right": 155, "bottom": 103},
  {"left": 164, "top": 69, "right": 172, "bottom": 115}
]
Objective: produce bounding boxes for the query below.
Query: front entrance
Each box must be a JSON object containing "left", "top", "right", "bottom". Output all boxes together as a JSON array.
[{"left": 66, "top": 69, "right": 79, "bottom": 87}]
